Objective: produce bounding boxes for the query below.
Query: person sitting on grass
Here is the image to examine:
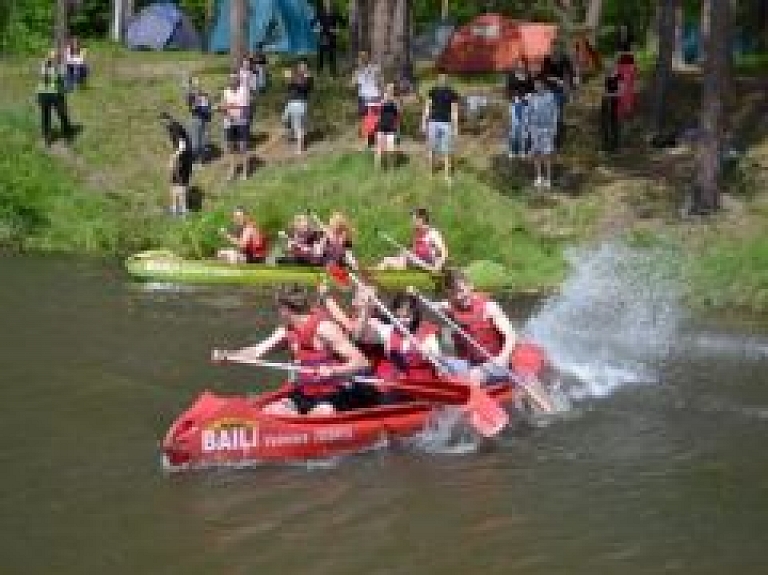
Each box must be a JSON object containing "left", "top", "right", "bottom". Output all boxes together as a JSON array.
[
  {"left": 160, "top": 112, "right": 193, "bottom": 216},
  {"left": 219, "top": 74, "right": 250, "bottom": 181},
  {"left": 318, "top": 212, "right": 357, "bottom": 268},
  {"left": 217, "top": 206, "right": 270, "bottom": 264},
  {"left": 423, "top": 74, "right": 460, "bottom": 183},
  {"left": 282, "top": 60, "right": 313, "bottom": 156},
  {"left": 375, "top": 83, "right": 401, "bottom": 170},
  {"left": 376, "top": 207, "right": 447, "bottom": 274}
]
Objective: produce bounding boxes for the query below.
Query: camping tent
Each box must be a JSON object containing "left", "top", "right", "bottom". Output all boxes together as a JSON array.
[
  {"left": 125, "top": 2, "right": 201, "bottom": 50},
  {"left": 437, "top": 13, "right": 557, "bottom": 73},
  {"left": 209, "top": 0, "right": 316, "bottom": 55}
]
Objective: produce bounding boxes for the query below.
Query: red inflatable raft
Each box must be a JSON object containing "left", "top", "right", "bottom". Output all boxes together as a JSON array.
[{"left": 161, "top": 380, "right": 515, "bottom": 471}]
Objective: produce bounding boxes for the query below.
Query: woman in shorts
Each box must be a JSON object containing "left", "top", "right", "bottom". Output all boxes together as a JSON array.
[
  {"left": 282, "top": 60, "right": 313, "bottom": 155},
  {"left": 375, "top": 83, "right": 400, "bottom": 170}
]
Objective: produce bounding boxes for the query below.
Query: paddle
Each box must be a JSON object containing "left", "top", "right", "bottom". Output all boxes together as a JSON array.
[
  {"left": 326, "top": 263, "right": 509, "bottom": 437},
  {"left": 409, "top": 288, "right": 555, "bottom": 414},
  {"left": 211, "top": 352, "right": 479, "bottom": 405}
]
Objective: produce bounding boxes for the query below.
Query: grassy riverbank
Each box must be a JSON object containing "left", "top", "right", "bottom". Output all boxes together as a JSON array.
[{"left": 1, "top": 47, "right": 767, "bottom": 307}]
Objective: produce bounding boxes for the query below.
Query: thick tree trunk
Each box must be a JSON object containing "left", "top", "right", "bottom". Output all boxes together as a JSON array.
[
  {"left": 230, "top": 0, "right": 247, "bottom": 67},
  {"left": 653, "top": 0, "right": 679, "bottom": 134},
  {"left": 349, "top": 0, "right": 360, "bottom": 57},
  {"left": 111, "top": 0, "right": 134, "bottom": 42},
  {"left": 369, "top": 0, "right": 409, "bottom": 78},
  {"left": 55, "top": 0, "right": 69, "bottom": 55},
  {"left": 693, "top": 0, "right": 730, "bottom": 214}
]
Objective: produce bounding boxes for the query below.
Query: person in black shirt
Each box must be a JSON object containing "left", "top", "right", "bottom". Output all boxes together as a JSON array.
[
  {"left": 423, "top": 74, "right": 460, "bottom": 183},
  {"left": 600, "top": 66, "right": 621, "bottom": 152},
  {"left": 375, "top": 83, "right": 400, "bottom": 170},
  {"left": 282, "top": 60, "right": 313, "bottom": 155},
  {"left": 160, "top": 112, "right": 194, "bottom": 216},
  {"left": 313, "top": 0, "right": 342, "bottom": 76}
]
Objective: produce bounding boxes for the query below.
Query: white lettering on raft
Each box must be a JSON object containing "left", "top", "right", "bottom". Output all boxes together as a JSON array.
[{"left": 202, "top": 427, "right": 258, "bottom": 452}]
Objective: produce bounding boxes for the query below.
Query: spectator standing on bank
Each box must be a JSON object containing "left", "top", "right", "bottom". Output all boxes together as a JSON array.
[
  {"left": 160, "top": 113, "right": 194, "bottom": 216},
  {"left": 64, "top": 37, "right": 88, "bottom": 90},
  {"left": 219, "top": 74, "right": 250, "bottom": 180},
  {"left": 37, "top": 50, "right": 74, "bottom": 147},
  {"left": 375, "top": 83, "right": 401, "bottom": 170},
  {"left": 313, "top": 0, "right": 342, "bottom": 77},
  {"left": 527, "top": 75, "right": 559, "bottom": 189},
  {"left": 186, "top": 77, "right": 212, "bottom": 163},
  {"left": 505, "top": 59, "right": 533, "bottom": 158},
  {"left": 282, "top": 60, "right": 313, "bottom": 156},
  {"left": 423, "top": 74, "right": 460, "bottom": 183},
  {"left": 600, "top": 66, "right": 621, "bottom": 153},
  {"left": 250, "top": 48, "right": 269, "bottom": 93}
]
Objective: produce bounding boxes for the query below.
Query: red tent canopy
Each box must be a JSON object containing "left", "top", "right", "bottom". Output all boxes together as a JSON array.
[{"left": 437, "top": 13, "right": 558, "bottom": 73}]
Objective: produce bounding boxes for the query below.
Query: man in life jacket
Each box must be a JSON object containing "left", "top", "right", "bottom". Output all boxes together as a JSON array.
[
  {"left": 322, "top": 281, "right": 442, "bottom": 381},
  {"left": 212, "top": 284, "right": 371, "bottom": 415},
  {"left": 217, "top": 206, "right": 270, "bottom": 264},
  {"left": 441, "top": 269, "right": 546, "bottom": 386},
  {"left": 376, "top": 207, "right": 447, "bottom": 273}
]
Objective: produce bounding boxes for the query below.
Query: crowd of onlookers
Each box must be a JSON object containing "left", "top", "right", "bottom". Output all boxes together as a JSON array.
[{"left": 36, "top": 19, "right": 639, "bottom": 218}]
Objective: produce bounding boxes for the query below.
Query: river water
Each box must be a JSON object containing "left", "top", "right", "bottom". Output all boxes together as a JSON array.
[{"left": 1, "top": 252, "right": 768, "bottom": 574}]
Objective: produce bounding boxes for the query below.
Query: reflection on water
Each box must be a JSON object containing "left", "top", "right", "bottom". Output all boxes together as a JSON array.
[{"left": 1, "top": 254, "right": 768, "bottom": 575}]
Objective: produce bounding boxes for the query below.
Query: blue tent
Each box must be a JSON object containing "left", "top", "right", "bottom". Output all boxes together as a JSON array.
[
  {"left": 209, "top": 0, "right": 316, "bottom": 55},
  {"left": 125, "top": 2, "right": 201, "bottom": 51}
]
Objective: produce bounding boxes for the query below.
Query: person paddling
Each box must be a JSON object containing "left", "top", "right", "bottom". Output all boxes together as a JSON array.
[
  {"left": 376, "top": 207, "right": 447, "bottom": 273},
  {"left": 212, "top": 284, "right": 371, "bottom": 415},
  {"left": 279, "top": 213, "right": 324, "bottom": 266},
  {"left": 217, "top": 206, "right": 269, "bottom": 264},
  {"left": 440, "top": 269, "right": 530, "bottom": 385},
  {"left": 323, "top": 283, "right": 443, "bottom": 381}
]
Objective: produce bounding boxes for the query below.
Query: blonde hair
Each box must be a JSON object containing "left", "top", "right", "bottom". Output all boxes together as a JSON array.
[{"left": 328, "top": 212, "right": 355, "bottom": 238}]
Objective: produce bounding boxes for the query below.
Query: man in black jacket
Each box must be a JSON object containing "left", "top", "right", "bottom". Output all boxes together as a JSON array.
[{"left": 313, "top": 0, "right": 343, "bottom": 77}]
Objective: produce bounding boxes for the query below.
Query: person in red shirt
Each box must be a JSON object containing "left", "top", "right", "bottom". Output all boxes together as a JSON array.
[{"left": 217, "top": 206, "right": 269, "bottom": 264}]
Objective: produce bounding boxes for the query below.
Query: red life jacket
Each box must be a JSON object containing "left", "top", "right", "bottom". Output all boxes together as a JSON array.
[
  {"left": 243, "top": 228, "right": 269, "bottom": 262},
  {"left": 411, "top": 227, "right": 437, "bottom": 265},
  {"left": 285, "top": 309, "right": 344, "bottom": 397},
  {"left": 385, "top": 322, "right": 439, "bottom": 379},
  {"left": 448, "top": 293, "right": 504, "bottom": 365}
]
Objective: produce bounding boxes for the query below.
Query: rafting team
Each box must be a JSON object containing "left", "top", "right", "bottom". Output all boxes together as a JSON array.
[{"left": 212, "top": 206, "right": 554, "bottom": 416}]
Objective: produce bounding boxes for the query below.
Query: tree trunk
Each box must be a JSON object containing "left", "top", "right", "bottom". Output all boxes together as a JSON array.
[
  {"left": 349, "top": 0, "right": 360, "bottom": 57},
  {"left": 230, "top": 0, "right": 247, "bottom": 67},
  {"left": 368, "top": 0, "right": 409, "bottom": 78},
  {"left": 647, "top": 1, "right": 660, "bottom": 53},
  {"left": 585, "top": 0, "right": 602, "bottom": 42},
  {"left": 672, "top": 1, "right": 684, "bottom": 67},
  {"left": 653, "top": 0, "right": 679, "bottom": 134},
  {"left": 441, "top": 0, "right": 449, "bottom": 21},
  {"left": 111, "top": 0, "right": 134, "bottom": 42},
  {"left": 55, "top": 0, "right": 70, "bottom": 56},
  {"left": 759, "top": 0, "right": 768, "bottom": 51},
  {"left": 693, "top": 0, "right": 730, "bottom": 214}
]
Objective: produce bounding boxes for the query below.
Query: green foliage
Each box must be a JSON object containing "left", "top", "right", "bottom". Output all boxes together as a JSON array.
[{"left": 0, "top": 0, "right": 52, "bottom": 54}]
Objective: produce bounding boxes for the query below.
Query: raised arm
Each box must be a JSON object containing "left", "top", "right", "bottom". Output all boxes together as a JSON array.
[{"left": 430, "top": 229, "right": 448, "bottom": 273}]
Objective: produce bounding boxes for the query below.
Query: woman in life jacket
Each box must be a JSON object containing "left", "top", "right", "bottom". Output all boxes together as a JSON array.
[
  {"left": 323, "top": 281, "right": 443, "bottom": 381},
  {"left": 212, "top": 284, "right": 372, "bottom": 415},
  {"left": 217, "top": 206, "right": 270, "bottom": 264},
  {"left": 280, "top": 213, "right": 325, "bottom": 266},
  {"left": 376, "top": 207, "right": 447, "bottom": 273},
  {"left": 318, "top": 211, "right": 358, "bottom": 269}
]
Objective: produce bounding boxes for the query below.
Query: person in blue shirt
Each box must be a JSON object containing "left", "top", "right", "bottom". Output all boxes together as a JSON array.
[{"left": 526, "top": 76, "right": 559, "bottom": 189}]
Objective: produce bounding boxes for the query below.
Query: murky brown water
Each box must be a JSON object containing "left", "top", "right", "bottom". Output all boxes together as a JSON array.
[{"left": 1, "top": 254, "right": 768, "bottom": 574}]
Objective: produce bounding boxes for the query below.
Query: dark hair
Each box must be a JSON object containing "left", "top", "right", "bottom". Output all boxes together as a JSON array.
[
  {"left": 391, "top": 292, "right": 421, "bottom": 331},
  {"left": 412, "top": 207, "right": 430, "bottom": 224},
  {"left": 443, "top": 267, "right": 468, "bottom": 292},
  {"left": 275, "top": 284, "right": 311, "bottom": 314}
]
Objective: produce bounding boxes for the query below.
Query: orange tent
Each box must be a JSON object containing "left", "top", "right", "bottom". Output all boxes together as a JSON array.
[{"left": 436, "top": 13, "right": 558, "bottom": 73}]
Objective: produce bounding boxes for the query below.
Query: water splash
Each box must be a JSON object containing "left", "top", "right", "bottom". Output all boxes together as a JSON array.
[
  {"left": 408, "top": 407, "right": 480, "bottom": 455},
  {"left": 525, "top": 242, "right": 685, "bottom": 399}
]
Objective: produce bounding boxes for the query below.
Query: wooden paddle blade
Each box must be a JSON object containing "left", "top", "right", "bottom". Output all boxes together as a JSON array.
[
  {"left": 465, "top": 386, "right": 509, "bottom": 437},
  {"left": 326, "top": 263, "right": 351, "bottom": 287}
]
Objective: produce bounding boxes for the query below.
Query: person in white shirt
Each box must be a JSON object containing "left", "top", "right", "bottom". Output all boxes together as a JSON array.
[
  {"left": 219, "top": 74, "right": 250, "bottom": 180},
  {"left": 64, "top": 37, "right": 88, "bottom": 90},
  {"left": 352, "top": 51, "right": 381, "bottom": 117}
]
